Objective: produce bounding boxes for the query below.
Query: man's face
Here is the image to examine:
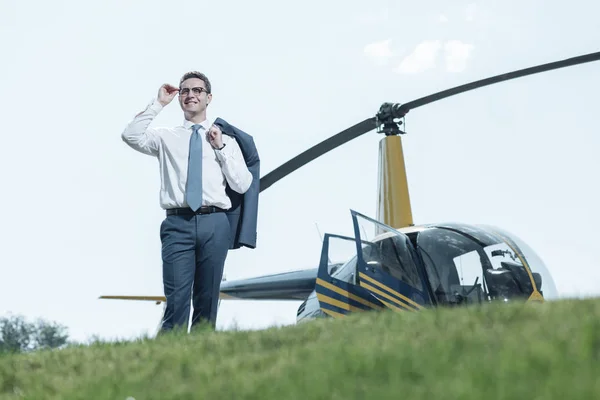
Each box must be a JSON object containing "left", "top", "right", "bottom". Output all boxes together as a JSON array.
[{"left": 178, "top": 78, "right": 211, "bottom": 114}]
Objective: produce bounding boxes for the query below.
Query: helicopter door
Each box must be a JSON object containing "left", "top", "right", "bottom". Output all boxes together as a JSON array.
[
  {"left": 351, "top": 210, "right": 432, "bottom": 311},
  {"left": 315, "top": 233, "right": 385, "bottom": 318}
]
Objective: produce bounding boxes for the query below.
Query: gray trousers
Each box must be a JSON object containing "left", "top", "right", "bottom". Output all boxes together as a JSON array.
[{"left": 158, "top": 212, "right": 231, "bottom": 332}]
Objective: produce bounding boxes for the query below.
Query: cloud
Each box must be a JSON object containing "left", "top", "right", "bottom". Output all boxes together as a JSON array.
[
  {"left": 444, "top": 40, "right": 474, "bottom": 72},
  {"left": 438, "top": 14, "right": 449, "bottom": 23},
  {"left": 396, "top": 40, "right": 442, "bottom": 74},
  {"left": 363, "top": 39, "right": 393, "bottom": 65}
]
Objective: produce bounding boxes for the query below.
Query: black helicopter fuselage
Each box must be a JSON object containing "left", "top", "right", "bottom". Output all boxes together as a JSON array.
[{"left": 288, "top": 214, "right": 558, "bottom": 322}]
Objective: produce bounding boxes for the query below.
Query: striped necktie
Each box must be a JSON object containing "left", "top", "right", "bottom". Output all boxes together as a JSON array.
[{"left": 185, "top": 124, "right": 204, "bottom": 211}]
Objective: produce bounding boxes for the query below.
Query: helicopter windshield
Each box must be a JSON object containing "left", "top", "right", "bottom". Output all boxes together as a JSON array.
[
  {"left": 479, "top": 225, "right": 558, "bottom": 300},
  {"left": 416, "top": 225, "right": 550, "bottom": 305}
]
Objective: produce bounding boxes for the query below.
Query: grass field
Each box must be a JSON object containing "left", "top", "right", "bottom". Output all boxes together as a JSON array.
[{"left": 1, "top": 297, "right": 599, "bottom": 400}]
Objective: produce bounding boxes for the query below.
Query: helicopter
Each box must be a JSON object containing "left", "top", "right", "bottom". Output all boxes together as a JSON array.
[{"left": 101, "top": 50, "right": 600, "bottom": 325}]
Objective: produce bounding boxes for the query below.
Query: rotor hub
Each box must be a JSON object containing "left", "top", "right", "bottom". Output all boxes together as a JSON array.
[{"left": 376, "top": 102, "right": 409, "bottom": 136}]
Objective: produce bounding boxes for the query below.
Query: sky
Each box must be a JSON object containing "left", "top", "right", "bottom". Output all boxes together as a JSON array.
[{"left": 1, "top": 0, "right": 599, "bottom": 342}]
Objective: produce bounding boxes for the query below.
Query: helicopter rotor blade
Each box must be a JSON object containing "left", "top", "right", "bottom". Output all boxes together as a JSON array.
[
  {"left": 395, "top": 50, "right": 600, "bottom": 115},
  {"left": 259, "top": 117, "right": 376, "bottom": 192},
  {"left": 258, "top": 50, "right": 600, "bottom": 192}
]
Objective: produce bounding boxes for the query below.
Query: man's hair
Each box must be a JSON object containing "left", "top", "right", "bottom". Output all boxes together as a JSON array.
[{"left": 179, "top": 71, "right": 211, "bottom": 93}]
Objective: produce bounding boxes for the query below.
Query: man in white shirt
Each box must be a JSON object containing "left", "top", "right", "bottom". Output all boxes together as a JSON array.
[{"left": 121, "top": 71, "right": 253, "bottom": 332}]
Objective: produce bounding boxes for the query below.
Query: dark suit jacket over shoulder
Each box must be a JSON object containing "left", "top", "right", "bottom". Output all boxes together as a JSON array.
[{"left": 214, "top": 117, "right": 260, "bottom": 250}]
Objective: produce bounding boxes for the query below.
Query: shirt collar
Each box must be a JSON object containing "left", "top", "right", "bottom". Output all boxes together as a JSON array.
[{"left": 182, "top": 117, "right": 215, "bottom": 131}]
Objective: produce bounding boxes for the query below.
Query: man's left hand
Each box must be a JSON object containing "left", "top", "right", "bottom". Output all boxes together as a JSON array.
[{"left": 207, "top": 124, "right": 224, "bottom": 149}]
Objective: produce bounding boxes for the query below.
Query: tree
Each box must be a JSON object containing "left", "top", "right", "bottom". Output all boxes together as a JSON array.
[
  {"left": 0, "top": 315, "right": 33, "bottom": 354},
  {"left": 32, "top": 319, "right": 69, "bottom": 350},
  {"left": 0, "top": 314, "right": 69, "bottom": 354}
]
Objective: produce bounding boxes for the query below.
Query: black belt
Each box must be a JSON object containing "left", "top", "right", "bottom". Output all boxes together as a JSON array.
[{"left": 166, "top": 206, "right": 227, "bottom": 216}]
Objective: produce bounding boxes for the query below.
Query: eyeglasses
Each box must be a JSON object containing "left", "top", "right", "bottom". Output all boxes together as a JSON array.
[{"left": 179, "top": 87, "right": 208, "bottom": 96}]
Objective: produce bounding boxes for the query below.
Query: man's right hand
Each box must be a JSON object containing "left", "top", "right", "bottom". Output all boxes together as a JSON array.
[{"left": 157, "top": 83, "right": 179, "bottom": 106}]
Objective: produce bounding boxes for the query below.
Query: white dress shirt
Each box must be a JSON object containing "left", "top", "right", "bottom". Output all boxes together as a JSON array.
[{"left": 121, "top": 98, "right": 253, "bottom": 210}]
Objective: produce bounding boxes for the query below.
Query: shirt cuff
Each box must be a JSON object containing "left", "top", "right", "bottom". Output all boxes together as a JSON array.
[
  {"left": 147, "top": 98, "right": 164, "bottom": 114},
  {"left": 215, "top": 142, "right": 232, "bottom": 160}
]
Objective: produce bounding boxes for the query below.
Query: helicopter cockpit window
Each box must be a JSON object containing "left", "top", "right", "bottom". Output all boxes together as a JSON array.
[
  {"left": 352, "top": 212, "right": 424, "bottom": 293},
  {"left": 452, "top": 250, "right": 486, "bottom": 304},
  {"left": 481, "top": 241, "right": 537, "bottom": 300},
  {"left": 324, "top": 235, "right": 359, "bottom": 280},
  {"left": 480, "top": 225, "right": 558, "bottom": 300},
  {"left": 417, "top": 228, "right": 490, "bottom": 305},
  {"left": 359, "top": 235, "right": 424, "bottom": 292},
  {"left": 416, "top": 226, "right": 542, "bottom": 305},
  {"left": 331, "top": 256, "right": 358, "bottom": 284}
]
